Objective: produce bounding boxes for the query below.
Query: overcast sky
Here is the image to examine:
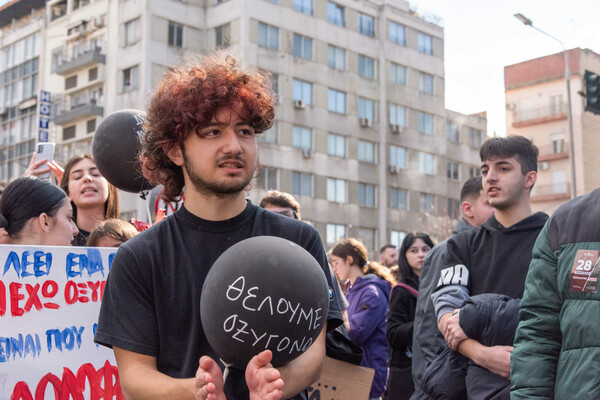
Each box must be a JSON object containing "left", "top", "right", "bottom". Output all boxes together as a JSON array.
[{"left": 410, "top": 0, "right": 600, "bottom": 137}]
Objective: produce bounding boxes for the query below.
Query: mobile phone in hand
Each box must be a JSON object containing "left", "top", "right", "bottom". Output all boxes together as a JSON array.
[{"left": 35, "top": 142, "right": 55, "bottom": 180}]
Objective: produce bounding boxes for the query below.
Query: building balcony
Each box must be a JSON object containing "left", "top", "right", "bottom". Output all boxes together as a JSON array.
[
  {"left": 54, "top": 101, "right": 103, "bottom": 126},
  {"left": 537, "top": 142, "right": 569, "bottom": 162},
  {"left": 512, "top": 103, "right": 567, "bottom": 127},
  {"left": 531, "top": 182, "right": 570, "bottom": 203},
  {"left": 56, "top": 48, "right": 105, "bottom": 76}
]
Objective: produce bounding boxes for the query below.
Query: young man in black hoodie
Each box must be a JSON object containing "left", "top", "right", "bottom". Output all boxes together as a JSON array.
[{"left": 432, "top": 135, "right": 548, "bottom": 380}]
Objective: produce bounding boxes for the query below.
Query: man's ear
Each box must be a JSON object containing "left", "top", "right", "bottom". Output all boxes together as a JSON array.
[
  {"left": 462, "top": 201, "right": 473, "bottom": 219},
  {"left": 524, "top": 170, "right": 537, "bottom": 189},
  {"left": 38, "top": 213, "right": 52, "bottom": 233},
  {"left": 167, "top": 145, "right": 184, "bottom": 167}
]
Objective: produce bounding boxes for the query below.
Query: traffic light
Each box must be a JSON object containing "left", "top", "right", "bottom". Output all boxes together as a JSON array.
[{"left": 584, "top": 70, "right": 600, "bottom": 115}]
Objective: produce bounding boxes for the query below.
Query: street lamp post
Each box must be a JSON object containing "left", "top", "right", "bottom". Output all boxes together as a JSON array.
[{"left": 514, "top": 13, "right": 577, "bottom": 199}]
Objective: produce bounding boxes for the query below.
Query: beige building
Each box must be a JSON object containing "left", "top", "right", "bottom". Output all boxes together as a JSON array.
[
  {"left": 505, "top": 48, "right": 600, "bottom": 215},
  {"left": 0, "top": 0, "right": 486, "bottom": 250}
]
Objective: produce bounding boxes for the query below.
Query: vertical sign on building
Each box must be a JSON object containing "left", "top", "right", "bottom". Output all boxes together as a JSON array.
[{"left": 38, "top": 90, "right": 51, "bottom": 142}]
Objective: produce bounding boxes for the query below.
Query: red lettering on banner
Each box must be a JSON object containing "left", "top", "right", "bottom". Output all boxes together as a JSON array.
[
  {"left": 64, "top": 281, "right": 106, "bottom": 306},
  {"left": 24, "top": 284, "right": 43, "bottom": 312},
  {"left": 10, "top": 361, "right": 124, "bottom": 400},
  {"left": 41, "top": 280, "right": 60, "bottom": 309},
  {"left": 0, "top": 280, "right": 5, "bottom": 316},
  {"left": 10, "top": 282, "right": 25, "bottom": 316}
]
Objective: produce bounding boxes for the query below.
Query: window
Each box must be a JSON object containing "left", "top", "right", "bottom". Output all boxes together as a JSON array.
[
  {"left": 293, "top": 34, "right": 313, "bottom": 60},
  {"left": 327, "top": 134, "right": 346, "bottom": 157},
  {"left": 215, "top": 23, "right": 231, "bottom": 48},
  {"left": 270, "top": 73, "right": 279, "bottom": 96},
  {"left": 448, "top": 198, "right": 460, "bottom": 219},
  {"left": 419, "top": 152, "right": 434, "bottom": 175},
  {"left": 328, "top": 89, "right": 346, "bottom": 114},
  {"left": 261, "top": 121, "right": 278, "bottom": 143},
  {"left": 65, "top": 75, "right": 77, "bottom": 90},
  {"left": 327, "top": 2, "right": 344, "bottom": 26},
  {"left": 124, "top": 18, "right": 140, "bottom": 46},
  {"left": 292, "top": 171, "right": 312, "bottom": 196},
  {"left": 168, "top": 21, "right": 183, "bottom": 47},
  {"left": 358, "top": 97, "right": 375, "bottom": 121},
  {"left": 447, "top": 162, "right": 460, "bottom": 180},
  {"left": 390, "top": 188, "right": 407, "bottom": 210},
  {"left": 419, "top": 72, "right": 433, "bottom": 94},
  {"left": 446, "top": 122, "right": 459, "bottom": 143},
  {"left": 257, "top": 167, "right": 278, "bottom": 190},
  {"left": 418, "top": 32, "right": 433, "bottom": 55},
  {"left": 258, "top": 22, "right": 279, "bottom": 50},
  {"left": 358, "top": 13, "right": 374, "bottom": 37},
  {"left": 122, "top": 65, "right": 139, "bottom": 92},
  {"left": 63, "top": 125, "right": 76, "bottom": 140},
  {"left": 358, "top": 183, "right": 376, "bottom": 207},
  {"left": 327, "top": 224, "right": 346, "bottom": 245},
  {"left": 292, "top": 126, "right": 312, "bottom": 150},
  {"left": 389, "top": 104, "right": 406, "bottom": 127},
  {"left": 327, "top": 178, "right": 346, "bottom": 203},
  {"left": 327, "top": 45, "right": 346, "bottom": 70},
  {"left": 358, "top": 55, "right": 375, "bottom": 79},
  {"left": 469, "top": 128, "right": 482, "bottom": 147},
  {"left": 293, "top": 0, "right": 312, "bottom": 15},
  {"left": 390, "top": 63, "right": 406, "bottom": 85},
  {"left": 358, "top": 140, "right": 376, "bottom": 163},
  {"left": 420, "top": 193, "right": 435, "bottom": 213},
  {"left": 551, "top": 133, "right": 565, "bottom": 154},
  {"left": 88, "top": 67, "right": 98, "bottom": 81},
  {"left": 358, "top": 228, "right": 376, "bottom": 255},
  {"left": 469, "top": 167, "right": 481, "bottom": 178},
  {"left": 390, "top": 145, "right": 407, "bottom": 168},
  {"left": 292, "top": 79, "right": 312, "bottom": 104},
  {"left": 389, "top": 21, "right": 405, "bottom": 45},
  {"left": 419, "top": 112, "right": 434, "bottom": 134},
  {"left": 87, "top": 119, "right": 96, "bottom": 133},
  {"left": 390, "top": 230, "right": 406, "bottom": 250}
]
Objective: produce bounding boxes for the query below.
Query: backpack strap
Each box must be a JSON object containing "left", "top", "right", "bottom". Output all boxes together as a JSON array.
[{"left": 395, "top": 283, "right": 418, "bottom": 298}]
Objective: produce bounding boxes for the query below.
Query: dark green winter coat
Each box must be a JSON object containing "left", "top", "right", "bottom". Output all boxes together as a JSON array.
[{"left": 511, "top": 188, "right": 600, "bottom": 399}]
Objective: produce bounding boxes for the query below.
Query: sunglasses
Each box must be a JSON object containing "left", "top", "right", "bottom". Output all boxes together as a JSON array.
[{"left": 275, "top": 209, "right": 297, "bottom": 219}]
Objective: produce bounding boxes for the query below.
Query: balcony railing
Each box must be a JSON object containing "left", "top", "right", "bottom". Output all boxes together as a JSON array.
[
  {"left": 537, "top": 142, "right": 569, "bottom": 160},
  {"left": 513, "top": 103, "right": 567, "bottom": 125},
  {"left": 56, "top": 47, "right": 105, "bottom": 76},
  {"left": 54, "top": 100, "right": 103, "bottom": 125}
]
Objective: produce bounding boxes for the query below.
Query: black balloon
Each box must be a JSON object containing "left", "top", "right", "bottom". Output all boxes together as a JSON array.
[
  {"left": 201, "top": 236, "right": 330, "bottom": 368},
  {"left": 92, "top": 109, "right": 154, "bottom": 193}
]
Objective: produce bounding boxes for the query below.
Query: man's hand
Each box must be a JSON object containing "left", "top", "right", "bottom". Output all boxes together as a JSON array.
[
  {"left": 246, "top": 350, "right": 284, "bottom": 400},
  {"left": 474, "top": 345, "right": 513, "bottom": 379},
  {"left": 443, "top": 309, "right": 468, "bottom": 350},
  {"left": 195, "top": 356, "right": 225, "bottom": 400}
]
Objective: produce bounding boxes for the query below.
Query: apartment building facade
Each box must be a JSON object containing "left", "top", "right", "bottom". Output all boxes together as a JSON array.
[
  {"left": 0, "top": 0, "right": 485, "bottom": 251},
  {"left": 505, "top": 48, "right": 600, "bottom": 215}
]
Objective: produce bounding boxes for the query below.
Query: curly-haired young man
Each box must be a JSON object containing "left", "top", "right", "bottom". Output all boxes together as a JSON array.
[{"left": 95, "top": 52, "right": 342, "bottom": 400}]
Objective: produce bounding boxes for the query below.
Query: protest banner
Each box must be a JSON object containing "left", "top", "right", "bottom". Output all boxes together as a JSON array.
[{"left": 0, "top": 245, "right": 122, "bottom": 400}]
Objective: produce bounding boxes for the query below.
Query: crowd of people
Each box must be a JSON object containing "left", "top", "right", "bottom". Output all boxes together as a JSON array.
[{"left": 2, "top": 49, "right": 600, "bottom": 400}]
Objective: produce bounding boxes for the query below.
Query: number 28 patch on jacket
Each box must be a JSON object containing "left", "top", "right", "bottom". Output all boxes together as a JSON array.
[{"left": 570, "top": 250, "right": 600, "bottom": 293}]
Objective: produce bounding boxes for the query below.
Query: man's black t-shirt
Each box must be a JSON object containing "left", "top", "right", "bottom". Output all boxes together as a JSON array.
[{"left": 95, "top": 201, "right": 343, "bottom": 399}]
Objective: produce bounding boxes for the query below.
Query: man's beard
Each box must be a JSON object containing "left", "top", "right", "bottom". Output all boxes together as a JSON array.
[{"left": 183, "top": 151, "right": 255, "bottom": 197}]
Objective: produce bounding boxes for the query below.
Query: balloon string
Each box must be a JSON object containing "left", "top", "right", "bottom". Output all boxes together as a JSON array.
[{"left": 221, "top": 359, "right": 232, "bottom": 384}]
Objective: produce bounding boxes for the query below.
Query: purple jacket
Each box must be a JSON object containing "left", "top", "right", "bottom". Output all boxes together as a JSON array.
[{"left": 346, "top": 274, "right": 391, "bottom": 398}]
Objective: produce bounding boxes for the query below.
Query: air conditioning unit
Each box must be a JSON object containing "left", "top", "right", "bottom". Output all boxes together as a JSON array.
[
  {"left": 505, "top": 102, "right": 516, "bottom": 110},
  {"left": 390, "top": 124, "right": 402, "bottom": 134},
  {"left": 293, "top": 99, "right": 307, "bottom": 109},
  {"left": 359, "top": 117, "right": 372, "bottom": 127},
  {"left": 94, "top": 16, "right": 105, "bottom": 28},
  {"left": 302, "top": 148, "right": 313, "bottom": 158},
  {"left": 538, "top": 161, "right": 550, "bottom": 170},
  {"left": 389, "top": 165, "right": 399, "bottom": 174}
]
